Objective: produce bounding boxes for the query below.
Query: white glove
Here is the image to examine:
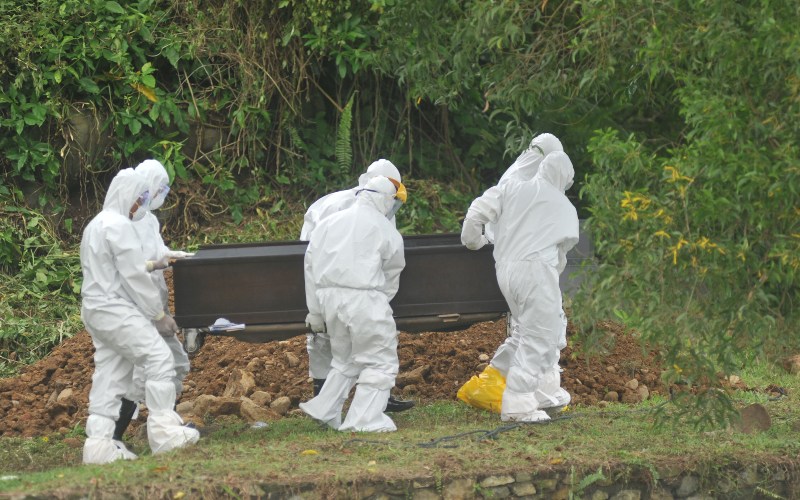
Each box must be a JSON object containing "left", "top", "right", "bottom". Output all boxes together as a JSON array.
[
  {"left": 146, "top": 256, "right": 171, "bottom": 271},
  {"left": 461, "top": 218, "right": 489, "bottom": 250},
  {"left": 166, "top": 250, "right": 195, "bottom": 259},
  {"left": 557, "top": 248, "right": 567, "bottom": 274},
  {"left": 154, "top": 314, "right": 179, "bottom": 337},
  {"left": 305, "top": 313, "right": 326, "bottom": 334}
]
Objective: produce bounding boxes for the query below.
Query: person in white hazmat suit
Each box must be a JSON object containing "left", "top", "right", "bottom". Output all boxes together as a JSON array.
[
  {"left": 461, "top": 151, "right": 579, "bottom": 422},
  {"left": 80, "top": 168, "right": 199, "bottom": 464},
  {"left": 299, "top": 175, "right": 407, "bottom": 432},
  {"left": 299, "top": 159, "right": 414, "bottom": 413},
  {"left": 112, "top": 159, "right": 195, "bottom": 443},
  {"left": 481, "top": 134, "right": 571, "bottom": 408}
]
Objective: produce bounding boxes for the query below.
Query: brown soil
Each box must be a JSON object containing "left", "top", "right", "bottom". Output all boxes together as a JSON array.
[{"left": 0, "top": 312, "right": 666, "bottom": 437}]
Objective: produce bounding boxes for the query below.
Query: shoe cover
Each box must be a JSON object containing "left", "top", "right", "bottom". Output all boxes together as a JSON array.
[
  {"left": 299, "top": 371, "right": 356, "bottom": 430},
  {"left": 457, "top": 365, "right": 506, "bottom": 413},
  {"left": 501, "top": 388, "right": 550, "bottom": 423},
  {"left": 147, "top": 410, "right": 200, "bottom": 454},
  {"left": 83, "top": 415, "right": 137, "bottom": 464},
  {"left": 535, "top": 366, "right": 571, "bottom": 409},
  {"left": 339, "top": 385, "right": 396, "bottom": 432},
  {"left": 501, "top": 409, "right": 551, "bottom": 423},
  {"left": 113, "top": 440, "right": 138, "bottom": 460},
  {"left": 83, "top": 438, "right": 139, "bottom": 464},
  {"left": 146, "top": 380, "right": 200, "bottom": 454}
]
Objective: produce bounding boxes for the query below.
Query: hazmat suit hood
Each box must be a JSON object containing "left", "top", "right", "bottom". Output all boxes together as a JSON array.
[
  {"left": 103, "top": 168, "right": 150, "bottom": 219},
  {"left": 358, "top": 159, "right": 401, "bottom": 187},
  {"left": 135, "top": 160, "right": 170, "bottom": 210},
  {"left": 537, "top": 151, "right": 574, "bottom": 193},
  {"left": 356, "top": 176, "right": 398, "bottom": 217},
  {"left": 499, "top": 133, "right": 564, "bottom": 186}
]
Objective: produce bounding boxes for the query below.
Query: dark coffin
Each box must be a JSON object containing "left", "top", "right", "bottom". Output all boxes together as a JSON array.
[
  {"left": 172, "top": 228, "right": 591, "bottom": 341},
  {"left": 172, "top": 234, "right": 508, "bottom": 337}
]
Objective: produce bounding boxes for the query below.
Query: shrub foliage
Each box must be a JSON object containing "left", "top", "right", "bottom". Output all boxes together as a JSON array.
[{"left": 1, "top": 0, "right": 797, "bottom": 426}]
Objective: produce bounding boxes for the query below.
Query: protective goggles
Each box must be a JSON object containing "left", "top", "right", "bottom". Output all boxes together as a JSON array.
[
  {"left": 525, "top": 144, "right": 544, "bottom": 156},
  {"left": 356, "top": 179, "right": 407, "bottom": 203},
  {"left": 135, "top": 190, "right": 151, "bottom": 208},
  {"left": 155, "top": 184, "right": 170, "bottom": 199}
]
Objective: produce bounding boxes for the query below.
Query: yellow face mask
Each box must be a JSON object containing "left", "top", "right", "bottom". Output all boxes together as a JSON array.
[{"left": 388, "top": 179, "right": 407, "bottom": 218}]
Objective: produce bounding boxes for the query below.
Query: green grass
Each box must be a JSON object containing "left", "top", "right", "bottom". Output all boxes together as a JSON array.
[{"left": 1, "top": 366, "right": 797, "bottom": 497}]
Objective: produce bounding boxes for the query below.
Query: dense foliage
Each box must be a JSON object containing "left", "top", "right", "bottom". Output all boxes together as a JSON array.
[
  {"left": 571, "top": 1, "right": 799, "bottom": 426},
  {"left": 1, "top": 0, "right": 797, "bottom": 426}
]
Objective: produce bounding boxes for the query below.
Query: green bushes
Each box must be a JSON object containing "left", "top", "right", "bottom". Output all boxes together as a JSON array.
[
  {"left": 572, "top": 1, "right": 799, "bottom": 427},
  {"left": 1, "top": 0, "right": 798, "bottom": 427},
  {"left": 0, "top": 201, "right": 81, "bottom": 377}
]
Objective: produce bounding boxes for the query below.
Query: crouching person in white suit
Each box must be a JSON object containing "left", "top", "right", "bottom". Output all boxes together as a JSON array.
[{"left": 79, "top": 168, "right": 199, "bottom": 464}]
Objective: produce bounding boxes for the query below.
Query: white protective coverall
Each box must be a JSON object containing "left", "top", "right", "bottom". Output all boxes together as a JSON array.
[
  {"left": 128, "top": 159, "right": 191, "bottom": 401},
  {"left": 484, "top": 133, "right": 563, "bottom": 243},
  {"left": 299, "top": 176, "right": 406, "bottom": 432},
  {"left": 482, "top": 134, "right": 570, "bottom": 396},
  {"left": 80, "top": 169, "right": 199, "bottom": 464},
  {"left": 461, "top": 151, "right": 579, "bottom": 422},
  {"left": 298, "top": 159, "right": 401, "bottom": 381}
]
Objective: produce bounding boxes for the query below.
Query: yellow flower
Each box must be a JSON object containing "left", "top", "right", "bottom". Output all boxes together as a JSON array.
[
  {"left": 654, "top": 230, "right": 670, "bottom": 239},
  {"left": 623, "top": 210, "right": 639, "bottom": 221},
  {"left": 663, "top": 165, "right": 694, "bottom": 183}
]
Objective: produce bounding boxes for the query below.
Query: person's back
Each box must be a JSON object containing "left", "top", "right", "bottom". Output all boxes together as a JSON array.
[
  {"left": 491, "top": 158, "right": 579, "bottom": 266},
  {"left": 485, "top": 133, "right": 564, "bottom": 243},
  {"left": 300, "top": 188, "right": 357, "bottom": 241},
  {"left": 460, "top": 151, "right": 579, "bottom": 423},
  {"left": 300, "top": 159, "right": 401, "bottom": 241}
]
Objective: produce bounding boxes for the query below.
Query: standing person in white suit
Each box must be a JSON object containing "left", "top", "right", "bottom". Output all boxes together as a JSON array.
[
  {"left": 299, "top": 159, "right": 414, "bottom": 413},
  {"left": 300, "top": 176, "right": 407, "bottom": 432},
  {"left": 80, "top": 168, "right": 199, "bottom": 464},
  {"left": 483, "top": 134, "right": 571, "bottom": 407},
  {"left": 461, "top": 151, "right": 579, "bottom": 422},
  {"left": 112, "top": 159, "right": 195, "bottom": 443}
]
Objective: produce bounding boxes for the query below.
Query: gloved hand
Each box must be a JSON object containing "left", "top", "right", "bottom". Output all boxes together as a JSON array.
[
  {"left": 154, "top": 314, "right": 179, "bottom": 337},
  {"left": 165, "top": 250, "right": 195, "bottom": 259},
  {"left": 146, "top": 256, "right": 171, "bottom": 272},
  {"left": 305, "top": 313, "right": 326, "bottom": 334},
  {"left": 461, "top": 218, "right": 488, "bottom": 250},
  {"left": 556, "top": 248, "right": 567, "bottom": 274}
]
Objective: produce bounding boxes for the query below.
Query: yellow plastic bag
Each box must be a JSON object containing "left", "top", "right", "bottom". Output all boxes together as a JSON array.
[{"left": 457, "top": 365, "right": 506, "bottom": 413}]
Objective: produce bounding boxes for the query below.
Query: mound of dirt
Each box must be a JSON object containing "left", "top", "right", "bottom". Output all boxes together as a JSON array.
[{"left": 0, "top": 316, "right": 665, "bottom": 437}]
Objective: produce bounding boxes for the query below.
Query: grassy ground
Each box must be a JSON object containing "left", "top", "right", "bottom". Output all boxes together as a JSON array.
[{"left": 1, "top": 361, "right": 797, "bottom": 497}]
